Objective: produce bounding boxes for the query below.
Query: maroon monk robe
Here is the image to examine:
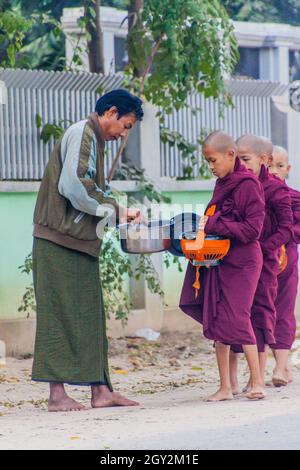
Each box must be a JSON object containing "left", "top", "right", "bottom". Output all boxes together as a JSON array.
[
  {"left": 179, "top": 158, "right": 265, "bottom": 345},
  {"left": 233, "top": 165, "right": 294, "bottom": 353},
  {"left": 271, "top": 187, "right": 300, "bottom": 350}
]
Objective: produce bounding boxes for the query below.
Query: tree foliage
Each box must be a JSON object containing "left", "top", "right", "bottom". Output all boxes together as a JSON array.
[
  {"left": 126, "top": 0, "right": 238, "bottom": 112},
  {"left": 0, "top": 4, "right": 32, "bottom": 67},
  {"left": 0, "top": 0, "right": 130, "bottom": 70},
  {"left": 220, "top": 0, "right": 300, "bottom": 25}
]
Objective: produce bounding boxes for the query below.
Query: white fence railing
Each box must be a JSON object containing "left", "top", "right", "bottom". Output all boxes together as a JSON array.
[
  {"left": 160, "top": 81, "right": 288, "bottom": 178},
  {"left": 0, "top": 69, "right": 123, "bottom": 180},
  {"left": 0, "top": 69, "right": 288, "bottom": 181}
]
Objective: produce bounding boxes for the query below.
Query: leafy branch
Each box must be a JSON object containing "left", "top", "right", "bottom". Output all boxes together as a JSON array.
[
  {"left": 160, "top": 126, "right": 212, "bottom": 180},
  {"left": 0, "top": 9, "right": 32, "bottom": 67},
  {"left": 18, "top": 254, "right": 35, "bottom": 318},
  {"left": 18, "top": 232, "right": 169, "bottom": 324}
]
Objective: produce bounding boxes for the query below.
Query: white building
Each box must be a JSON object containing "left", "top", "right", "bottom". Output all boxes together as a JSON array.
[
  {"left": 234, "top": 21, "right": 300, "bottom": 84},
  {"left": 61, "top": 7, "right": 128, "bottom": 75},
  {"left": 61, "top": 7, "right": 300, "bottom": 84}
]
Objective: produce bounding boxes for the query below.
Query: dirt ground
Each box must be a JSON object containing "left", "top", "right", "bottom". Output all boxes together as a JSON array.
[{"left": 0, "top": 331, "right": 300, "bottom": 450}]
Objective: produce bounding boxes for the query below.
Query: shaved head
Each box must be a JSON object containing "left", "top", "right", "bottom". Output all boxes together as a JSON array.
[
  {"left": 203, "top": 130, "right": 237, "bottom": 153},
  {"left": 236, "top": 134, "right": 273, "bottom": 176},
  {"left": 269, "top": 145, "right": 290, "bottom": 180},
  {"left": 202, "top": 130, "right": 236, "bottom": 179},
  {"left": 236, "top": 134, "right": 273, "bottom": 157},
  {"left": 272, "top": 145, "right": 289, "bottom": 162}
]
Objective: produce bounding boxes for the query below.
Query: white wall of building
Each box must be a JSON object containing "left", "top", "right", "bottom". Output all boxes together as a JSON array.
[
  {"left": 61, "top": 6, "right": 127, "bottom": 74},
  {"left": 234, "top": 21, "right": 300, "bottom": 84},
  {"left": 61, "top": 8, "right": 300, "bottom": 84}
]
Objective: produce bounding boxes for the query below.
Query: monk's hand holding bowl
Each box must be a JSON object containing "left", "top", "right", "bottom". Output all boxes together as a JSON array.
[{"left": 199, "top": 215, "right": 209, "bottom": 231}]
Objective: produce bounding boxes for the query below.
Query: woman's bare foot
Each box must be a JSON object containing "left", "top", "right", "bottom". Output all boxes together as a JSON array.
[
  {"left": 204, "top": 388, "right": 234, "bottom": 402},
  {"left": 48, "top": 396, "right": 87, "bottom": 412},
  {"left": 245, "top": 384, "right": 266, "bottom": 400},
  {"left": 91, "top": 385, "right": 139, "bottom": 408},
  {"left": 48, "top": 382, "right": 86, "bottom": 412}
]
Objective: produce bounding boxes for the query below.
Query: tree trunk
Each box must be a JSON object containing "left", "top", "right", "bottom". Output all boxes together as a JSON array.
[
  {"left": 84, "top": 0, "right": 105, "bottom": 74},
  {"left": 127, "top": 0, "right": 144, "bottom": 78},
  {"left": 128, "top": 0, "right": 144, "bottom": 31},
  {"left": 108, "top": 1, "right": 145, "bottom": 180}
]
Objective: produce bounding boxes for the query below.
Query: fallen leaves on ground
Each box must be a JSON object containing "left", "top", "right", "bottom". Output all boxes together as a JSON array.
[{"left": 0, "top": 331, "right": 277, "bottom": 411}]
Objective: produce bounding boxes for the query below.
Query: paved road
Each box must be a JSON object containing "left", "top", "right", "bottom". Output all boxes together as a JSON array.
[
  {"left": 113, "top": 409, "right": 300, "bottom": 450},
  {"left": 1, "top": 374, "right": 299, "bottom": 450}
]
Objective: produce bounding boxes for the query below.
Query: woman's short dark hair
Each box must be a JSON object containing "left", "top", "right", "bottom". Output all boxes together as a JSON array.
[{"left": 95, "top": 89, "right": 144, "bottom": 121}]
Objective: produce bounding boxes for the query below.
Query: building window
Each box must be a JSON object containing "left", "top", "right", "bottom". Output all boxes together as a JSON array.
[
  {"left": 114, "top": 36, "right": 128, "bottom": 72},
  {"left": 289, "top": 50, "right": 300, "bottom": 82},
  {"left": 234, "top": 47, "right": 260, "bottom": 79}
]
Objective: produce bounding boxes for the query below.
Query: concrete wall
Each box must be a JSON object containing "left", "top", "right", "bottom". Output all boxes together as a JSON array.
[
  {"left": 162, "top": 190, "right": 212, "bottom": 307},
  {"left": 0, "top": 187, "right": 212, "bottom": 355},
  {"left": 0, "top": 192, "right": 36, "bottom": 320},
  {"left": 0, "top": 189, "right": 212, "bottom": 319}
]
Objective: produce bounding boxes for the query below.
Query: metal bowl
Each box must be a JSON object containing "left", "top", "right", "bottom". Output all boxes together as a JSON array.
[
  {"left": 168, "top": 212, "right": 200, "bottom": 257},
  {"left": 118, "top": 219, "right": 173, "bottom": 254},
  {"left": 181, "top": 233, "right": 224, "bottom": 241}
]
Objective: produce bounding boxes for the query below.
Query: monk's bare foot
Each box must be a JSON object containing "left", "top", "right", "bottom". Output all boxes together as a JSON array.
[
  {"left": 231, "top": 384, "right": 240, "bottom": 396},
  {"left": 230, "top": 380, "right": 240, "bottom": 395},
  {"left": 272, "top": 368, "right": 289, "bottom": 387},
  {"left": 245, "top": 385, "right": 266, "bottom": 400},
  {"left": 285, "top": 367, "right": 293, "bottom": 383},
  {"left": 91, "top": 385, "right": 139, "bottom": 408},
  {"left": 265, "top": 380, "right": 273, "bottom": 387},
  {"left": 204, "top": 388, "right": 234, "bottom": 402},
  {"left": 272, "top": 375, "right": 288, "bottom": 387},
  {"left": 48, "top": 396, "right": 87, "bottom": 412},
  {"left": 242, "top": 379, "right": 251, "bottom": 393}
]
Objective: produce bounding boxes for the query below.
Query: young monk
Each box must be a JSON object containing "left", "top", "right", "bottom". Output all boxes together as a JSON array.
[
  {"left": 268, "top": 145, "right": 300, "bottom": 386},
  {"left": 180, "top": 131, "right": 266, "bottom": 401},
  {"left": 230, "top": 135, "right": 293, "bottom": 393}
]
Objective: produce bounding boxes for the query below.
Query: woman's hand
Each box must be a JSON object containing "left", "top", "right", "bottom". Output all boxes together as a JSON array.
[
  {"left": 119, "top": 207, "right": 137, "bottom": 224},
  {"left": 127, "top": 209, "right": 148, "bottom": 225},
  {"left": 120, "top": 208, "right": 148, "bottom": 225},
  {"left": 133, "top": 212, "right": 148, "bottom": 225},
  {"left": 126, "top": 208, "right": 141, "bottom": 222}
]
